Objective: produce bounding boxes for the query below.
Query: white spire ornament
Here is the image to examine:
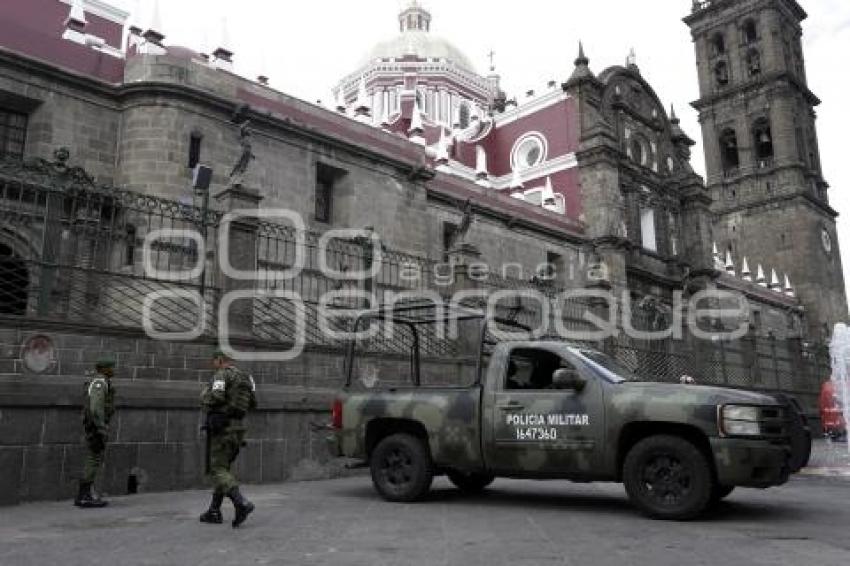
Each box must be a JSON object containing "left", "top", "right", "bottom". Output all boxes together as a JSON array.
[
  {"left": 510, "top": 168, "right": 524, "bottom": 190},
  {"left": 212, "top": 17, "right": 234, "bottom": 70},
  {"left": 741, "top": 257, "right": 752, "bottom": 281},
  {"left": 139, "top": 0, "right": 166, "bottom": 54},
  {"left": 434, "top": 129, "right": 450, "bottom": 172},
  {"left": 335, "top": 89, "right": 347, "bottom": 114},
  {"left": 65, "top": 0, "right": 87, "bottom": 32},
  {"left": 475, "top": 146, "right": 491, "bottom": 188},
  {"left": 784, "top": 275, "right": 795, "bottom": 297},
  {"left": 724, "top": 250, "right": 735, "bottom": 275},
  {"left": 380, "top": 103, "right": 392, "bottom": 130},
  {"left": 354, "top": 77, "right": 372, "bottom": 123},
  {"left": 713, "top": 242, "right": 724, "bottom": 270},
  {"left": 756, "top": 264, "right": 767, "bottom": 287},
  {"left": 408, "top": 102, "right": 426, "bottom": 146},
  {"left": 770, "top": 269, "right": 781, "bottom": 290},
  {"left": 542, "top": 177, "right": 557, "bottom": 206}
]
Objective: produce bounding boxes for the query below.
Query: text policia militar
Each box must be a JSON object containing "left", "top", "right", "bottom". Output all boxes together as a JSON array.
[{"left": 140, "top": 211, "right": 751, "bottom": 360}]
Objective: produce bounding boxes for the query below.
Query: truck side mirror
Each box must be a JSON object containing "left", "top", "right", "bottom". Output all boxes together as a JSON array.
[{"left": 552, "top": 368, "right": 586, "bottom": 391}]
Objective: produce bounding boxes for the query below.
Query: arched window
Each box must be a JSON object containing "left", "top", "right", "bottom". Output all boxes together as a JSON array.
[
  {"left": 125, "top": 225, "right": 137, "bottom": 266},
  {"left": 742, "top": 19, "right": 758, "bottom": 44},
  {"left": 711, "top": 33, "right": 726, "bottom": 56},
  {"left": 714, "top": 61, "right": 730, "bottom": 87},
  {"left": 719, "top": 128, "right": 740, "bottom": 172},
  {"left": 630, "top": 137, "right": 644, "bottom": 165},
  {"left": 0, "top": 243, "right": 28, "bottom": 315},
  {"left": 458, "top": 102, "right": 470, "bottom": 129},
  {"left": 746, "top": 49, "right": 761, "bottom": 77},
  {"left": 752, "top": 118, "right": 773, "bottom": 164}
]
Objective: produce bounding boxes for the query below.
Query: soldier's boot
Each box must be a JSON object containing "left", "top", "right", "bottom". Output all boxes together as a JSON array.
[
  {"left": 74, "top": 482, "right": 108, "bottom": 508},
  {"left": 227, "top": 486, "right": 254, "bottom": 528},
  {"left": 199, "top": 491, "right": 224, "bottom": 524}
]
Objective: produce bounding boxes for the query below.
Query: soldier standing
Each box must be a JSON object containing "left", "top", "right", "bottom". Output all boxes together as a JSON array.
[
  {"left": 199, "top": 350, "right": 257, "bottom": 527},
  {"left": 75, "top": 359, "right": 116, "bottom": 508}
]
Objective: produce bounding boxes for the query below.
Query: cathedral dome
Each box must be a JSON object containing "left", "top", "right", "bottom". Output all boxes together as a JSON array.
[
  {"left": 361, "top": 31, "right": 477, "bottom": 73},
  {"left": 360, "top": 1, "right": 477, "bottom": 73}
]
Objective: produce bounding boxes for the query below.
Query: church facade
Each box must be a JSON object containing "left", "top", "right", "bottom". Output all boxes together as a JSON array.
[
  {"left": 0, "top": 0, "right": 842, "bottom": 505},
  {"left": 0, "top": 0, "right": 842, "bottom": 339}
]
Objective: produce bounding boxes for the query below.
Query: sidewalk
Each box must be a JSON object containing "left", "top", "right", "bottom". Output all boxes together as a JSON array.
[{"left": 801, "top": 438, "right": 850, "bottom": 478}]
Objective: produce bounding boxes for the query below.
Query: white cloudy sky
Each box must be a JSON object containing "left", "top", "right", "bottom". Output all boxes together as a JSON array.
[{"left": 117, "top": 0, "right": 850, "bottom": 301}]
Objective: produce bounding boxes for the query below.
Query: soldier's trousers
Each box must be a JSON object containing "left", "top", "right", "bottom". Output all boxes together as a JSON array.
[
  {"left": 208, "top": 430, "right": 245, "bottom": 493},
  {"left": 82, "top": 433, "right": 106, "bottom": 484}
]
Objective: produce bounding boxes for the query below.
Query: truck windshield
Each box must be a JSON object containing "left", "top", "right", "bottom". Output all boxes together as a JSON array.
[{"left": 577, "top": 350, "right": 643, "bottom": 383}]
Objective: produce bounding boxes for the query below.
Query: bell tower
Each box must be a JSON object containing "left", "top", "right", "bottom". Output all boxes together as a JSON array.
[{"left": 685, "top": 0, "right": 847, "bottom": 340}]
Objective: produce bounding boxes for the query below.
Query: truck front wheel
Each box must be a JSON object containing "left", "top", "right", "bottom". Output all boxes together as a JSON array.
[
  {"left": 447, "top": 470, "right": 495, "bottom": 493},
  {"left": 370, "top": 433, "right": 434, "bottom": 502},
  {"left": 623, "top": 435, "right": 713, "bottom": 520}
]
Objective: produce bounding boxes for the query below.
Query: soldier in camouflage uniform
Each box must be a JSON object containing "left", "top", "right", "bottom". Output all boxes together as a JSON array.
[
  {"left": 199, "top": 350, "right": 257, "bottom": 527},
  {"left": 74, "top": 359, "right": 116, "bottom": 508}
]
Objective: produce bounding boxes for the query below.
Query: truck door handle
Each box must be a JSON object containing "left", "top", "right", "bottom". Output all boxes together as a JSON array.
[{"left": 497, "top": 401, "right": 524, "bottom": 410}]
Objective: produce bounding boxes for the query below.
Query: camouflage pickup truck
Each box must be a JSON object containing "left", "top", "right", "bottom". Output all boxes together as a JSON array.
[{"left": 328, "top": 305, "right": 811, "bottom": 520}]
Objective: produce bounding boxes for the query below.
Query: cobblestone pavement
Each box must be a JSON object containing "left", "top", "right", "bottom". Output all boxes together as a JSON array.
[{"left": 2, "top": 470, "right": 849, "bottom": 566}]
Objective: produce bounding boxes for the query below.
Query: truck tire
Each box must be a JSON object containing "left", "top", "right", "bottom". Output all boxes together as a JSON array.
[
  {"left": 447, "top": 470, "right": 495, "bottom": 494},
  {"left": 623, "top": 435, "right": 713, "bottom": 520},
  {"left": 370, "top": 433, "right": 433, "bottom": 502},
  {"left": 710, "top": 484, "right": 735, "bottom": 505}
]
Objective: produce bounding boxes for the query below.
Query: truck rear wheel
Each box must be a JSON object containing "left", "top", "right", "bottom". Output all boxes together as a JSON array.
[
  {"left": 370, "top": 433, "right": 433, "bottom": 502},
  {"left": 447, "top": 470, "right": 495, "bottom": 493},
  {"left": 623, "top": 435, "right": 713, "bottom": 520}
]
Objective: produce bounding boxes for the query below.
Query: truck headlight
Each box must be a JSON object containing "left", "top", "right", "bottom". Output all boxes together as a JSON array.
[{"left": 720, "top": 405, "right": 763, "bottom": 437}]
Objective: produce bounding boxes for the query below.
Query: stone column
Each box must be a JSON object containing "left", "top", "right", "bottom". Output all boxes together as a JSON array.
[
  {"left": 215, "top": 185, "right": 263, "bottom": 339},
  {"left": 445, "top": 243, "right": 486, "bottom": 357}
]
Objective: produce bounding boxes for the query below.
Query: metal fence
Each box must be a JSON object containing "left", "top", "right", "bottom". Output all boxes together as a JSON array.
[{"left": 0, "top": 151, "right": 831, "bottom": 409}]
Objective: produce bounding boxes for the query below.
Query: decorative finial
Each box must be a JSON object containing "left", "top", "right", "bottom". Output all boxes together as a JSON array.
[
  {"left": 769, "top": 269, "right": 781, "bottom": 290},
  {"left": 626, "top": 47, "right": 637, "bottom": 68},
  {"left": 435, "top": 129, "right": 450, "bottom": 172},
  {"left": 670, "top": 104, "right": 679, "bottom": 124},
  {"left": 575, "top": 41, "right": 588, "bottom": 66},
  {"left": 354, "top": 77, "right": 372, "bottom": 122},
  {"left": 475, "top": 146, "right": 491, "bottom": 188},
  {"left": 212, "top": 17, "right": 234, "bottom": 68},
  {"left": 542, "top": 177, "right": 557, "bottom": 206},
  {"left": 741, "top": 257, "right": 752, "bottom": 281},
  {"left": 65, "top": 0, "right": 87, "bottom": 32},
  {"left": 510, "top": 168, "right": 524, "bottom": 190},
  {"left": 756, "top": 264, "right": 767, "bottom": 287},
  {"left": 408, "top": 101, "right": 426, "bottom": 145},
  {"left": 141, "top": 0, "right": 165, "bottom": 47}
]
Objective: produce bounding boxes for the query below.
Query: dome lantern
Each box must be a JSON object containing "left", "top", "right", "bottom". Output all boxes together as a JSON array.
[{"left": 399, "top": 1, "right": 432, "bottom": 33}]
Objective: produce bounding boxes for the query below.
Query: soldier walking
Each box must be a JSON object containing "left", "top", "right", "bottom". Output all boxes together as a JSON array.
[
  {"left": 75, "top": 359, "right": 116, "bottom": 508},
  {"left": 200, "top": 350, "right": 257, "bottom": 527}
]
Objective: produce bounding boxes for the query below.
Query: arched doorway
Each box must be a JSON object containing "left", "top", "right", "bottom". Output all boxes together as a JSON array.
[{"left": 0, "top": 243, "right": 28, "bottom": 315}]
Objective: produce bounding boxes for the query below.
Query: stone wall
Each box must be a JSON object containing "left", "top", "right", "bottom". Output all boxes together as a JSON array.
[{"left": 0, "top": 321, "right": 474, "bottom": 506}]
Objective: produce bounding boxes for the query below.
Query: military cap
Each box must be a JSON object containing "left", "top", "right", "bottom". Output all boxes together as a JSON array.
[
  {"left": 212, "top": 349, "right": 232, "bottom": 360},
  {"left": 95, "top": 358, "right": 116, "bottom": 369}
]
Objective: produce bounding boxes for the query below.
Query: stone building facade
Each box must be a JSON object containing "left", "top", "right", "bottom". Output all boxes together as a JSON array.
[{"left": 0, "top": 0, "right": 841, "bottom": 503}]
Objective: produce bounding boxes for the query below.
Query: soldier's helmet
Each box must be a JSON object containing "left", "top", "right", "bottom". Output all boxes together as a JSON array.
[
  {"left": 95, "top": 358, "right": 116, "bottom": 370},
  {"left": 212, "top": 349, "right": 232, "bottom": 361}
]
